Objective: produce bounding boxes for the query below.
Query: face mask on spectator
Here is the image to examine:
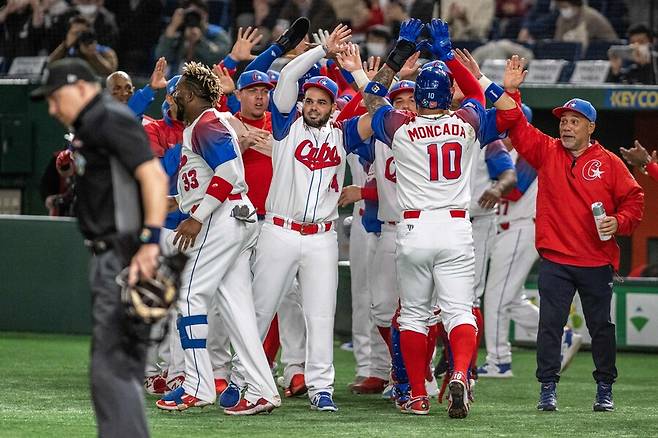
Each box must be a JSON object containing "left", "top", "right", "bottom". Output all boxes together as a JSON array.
[
  {"left": 559, "top": 7, "right": 576, "bottom": 19},
  {"left": 77, "top": 5, "right": 98, "bottom": 17},
  {"left": 366, "top": 42, "right": 387, "bottom": 57}
]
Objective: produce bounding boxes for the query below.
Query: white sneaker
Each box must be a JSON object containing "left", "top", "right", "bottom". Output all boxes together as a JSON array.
[
  {"left": 476, "top": 362, "right": 513, "bottom": 378},
  {"left": 426, "top": 376, "right": 439, "bottom": 396},
  {"left": 381, "top": 383, "right": 394, "bottom": 399},
  {"left": 560, "top": 329, "right": 583, "bottom": 372}
]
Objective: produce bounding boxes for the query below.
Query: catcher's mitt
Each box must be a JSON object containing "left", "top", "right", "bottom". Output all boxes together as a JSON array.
[{"left": 117, "top": 253, "right": 189, "bottom": 324}]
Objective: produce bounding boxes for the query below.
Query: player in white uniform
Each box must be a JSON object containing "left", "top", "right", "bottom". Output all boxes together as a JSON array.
[
  {"left": 250, "top": 24, "right": 373, "bottom": 411},
  {"left": 154, "top": 62, "right": 280, "bottom": 415},
  {"left": 362, "top": 18, "right": 514, "bottom": 417}
]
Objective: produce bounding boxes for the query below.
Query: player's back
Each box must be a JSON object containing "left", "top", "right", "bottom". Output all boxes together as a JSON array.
[{"left": 391, "top": 112, "right": 478, "bottom": 212}]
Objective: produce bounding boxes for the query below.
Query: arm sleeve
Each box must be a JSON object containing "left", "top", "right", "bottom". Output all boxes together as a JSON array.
[
  {"left": 446, "top": 57, "right": 485, "bottom": 106},
  {"left": 612, "top": 156, "right": 645, "bottom": 236},
  {"left": 454, "top": 100, "right": 490, "bottom": 146},
  {"left": 371, "top": 105, "right": 411, "bottom": 146},
  {"left": 160, "top": 143, "right": 182, "bottom": 179},
  {"left": 339, "top": 116, "right": 368, "bottom": 153},
  {"left": 484, "top": 140, "right": 515, "bottom": 178},
  {"left": 127, "top": 85, "right": 155, "bottom": 119},
  {"left": 361, "top": 185, "right": 378, "bottom": 201},
  {"left": 336, "top": 93, "right": 366, "bottom": 122},
  {"left": 245, "top": 43, "right": 284, "bottom": 73},
  {"left": 273, "top": 45, "right": 327, "bottom": 113},
  {"left": 270, "top": 100, "right": 301, "bottom": 141},
  {"left": 102, "top": 110, "right": 153, "bottom": 174},
  {"left": 495, "top": 105, "right": 554, "bottom": 170},
  {"left": 227, "top": 93, "right": 240, "bottom": 114}
]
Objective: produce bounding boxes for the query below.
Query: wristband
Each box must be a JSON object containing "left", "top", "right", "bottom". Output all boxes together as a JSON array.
[
  {"left": 364, "top": 81, "right": 388, "bottom": 97},
  {"left": 139, "top": 226, "right": 161, "bottom": 245},
  {"left": 478, "top": 75, "right": 504, "bottom": 103},
  {"left": 352, "top": 69, "right": 369, "bottom": 89},
  {"left": 385, "top": 40, "right": 416, "bottom": 73}
]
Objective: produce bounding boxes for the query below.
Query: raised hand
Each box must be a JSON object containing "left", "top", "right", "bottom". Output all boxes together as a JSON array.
[
  {"left": 503, "top": 55, "right": 527, "bottom": 92},
  {"left": 620, "top": 140, "right": 654, "bottom": 169},
  {"left": 399, "top": 51, "right": 421, "bottom": 80},
  {"left": 336, "top": 42, "right": 363, "bottom": 72},
  {"left": 427, "top": 18, "right": 453, "bottom": 61},
  {"left": 312, "top": 28, "right": 330, "bottom": 47},
  {"left": 324, "top": 23, "right": 352, "bottom": 57},
  {"left": 230, "top": 26, "right": 263, "bottom": 61},
  {"left": 363, "top": 55, "right": 382, "bottom": 80},
  {"left": 454, "top": 48, "right": 481, "bottom": 78},
  {"left": 212, "top": 64, "right": 235, "bottom": 95},
  {"left": 149, "top": 57, "right": 168, "bottom": 90},
  {"left": 398, "top": 18, "right": 424, "bottom": 43}
]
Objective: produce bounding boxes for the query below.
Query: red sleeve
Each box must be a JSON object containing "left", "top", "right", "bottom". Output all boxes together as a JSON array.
[
  {"left": 611, "top": 155, "right": 645, "bottom": 236},
  {"left": 647, "top": 162, "right": 658, "bottom": 181},
  {"left": 496, "top": 106, "right": 555, "bottom": 170},
  {"left": 361, "top": 185, "right": 378, "bottom": 201},
  {"left": 144, "top": 122, "right": 166, "bottom": 157},
  {"left": 214, "top": 95, "right": 231, "bottom": 113},
  {"left": 336, "top": 93, "right": 367, "bottom": 122},
  {"left": 446, "top": 58, "right": 484, "bottom": 106}
]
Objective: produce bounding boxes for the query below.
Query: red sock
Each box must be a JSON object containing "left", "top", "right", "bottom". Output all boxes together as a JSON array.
[
  {"left": 449, "top": 324, "right": 477, "bottom": 377},
  {"left": 471, "top": 307, "right": 484, "bottom": 369},
  {"left": 377, "top": 325, "right": 393, "bottom": 356},
  {"left": 400, "top": 330, "right": 428, "bottom": 397},
  {"left": 262, "top": 315, "right": 280, "bottom": 368},
  {"left": 425, "top": 324, "right": 439, "bottom": 380}
]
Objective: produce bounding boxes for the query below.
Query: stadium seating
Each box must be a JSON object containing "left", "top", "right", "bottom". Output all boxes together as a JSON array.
[{"left": 533, "top": 41, "right": 582, "bottom": 61}]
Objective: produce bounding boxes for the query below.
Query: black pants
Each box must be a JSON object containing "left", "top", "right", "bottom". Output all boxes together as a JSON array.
[
  {"left": 89, "top": 249, "right": 151, "bottom": 438},
  {"left": 536, "top": 258, "right": 617, "bottom": 385}
]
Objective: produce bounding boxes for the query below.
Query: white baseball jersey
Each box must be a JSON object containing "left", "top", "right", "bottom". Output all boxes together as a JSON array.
[
  {"left": 177, "top": 109, "right": 247, "bottom": 221},
  {"left": 469, "top": 139, "right": 515, "bottom": 218},
  {"left": 373, "top": 139, "right": 400, "bottom": 222},
  {"left": 497, "top": 149, "right": 538, "bottom": 224},
  {"left": 371, "top": 102, "right": 489, "bottom": 212},
  {"left": 347, "top": 153, "right": 366, "bottom": 213},
  {"left": 267, "top": 105, "right": 364, "bottom": 223}
]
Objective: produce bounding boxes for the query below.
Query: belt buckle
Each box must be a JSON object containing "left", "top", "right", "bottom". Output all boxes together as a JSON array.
[{"left": 299, "top": 223, "right": 318, "bottom": 235}]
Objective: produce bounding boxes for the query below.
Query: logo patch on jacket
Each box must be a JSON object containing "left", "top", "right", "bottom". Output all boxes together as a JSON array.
[
  {"left": 294, "top": 140, "right": 341, "bottom": 170},
  {"left": 582, "top": 159, "right": 604, "bottom": 181}
]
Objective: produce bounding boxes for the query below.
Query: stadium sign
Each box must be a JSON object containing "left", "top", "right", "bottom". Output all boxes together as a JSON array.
[{"left": 607, "top": 89, "right": 658, "bottom": 109}]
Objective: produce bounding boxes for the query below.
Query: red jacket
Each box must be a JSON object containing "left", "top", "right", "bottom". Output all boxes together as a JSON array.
[
  {"left": 237, "top": 111, "right": 273, "bottom": 215},
  {"left": 647, "top": 162, "right": 658, "bottom": 181},
  {"left": 497, "top": 105, "right": 644, "bottom": 270},
  {"left": 143, "top": 116, "right": 185, "bottom": 157}
]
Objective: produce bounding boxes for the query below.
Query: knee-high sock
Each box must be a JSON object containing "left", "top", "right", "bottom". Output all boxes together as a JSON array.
[
  {"left": 471, "top": 307, "right": 484, "bottom": 369},
  {"left": 449, "top": 324, "right": 477, "bottom": 377},
  {"left": 400, "top": 330, "right": 428, "bottom": 397},
  {"left": 263, "top": 315, "right": 280, "bottom": 369}
]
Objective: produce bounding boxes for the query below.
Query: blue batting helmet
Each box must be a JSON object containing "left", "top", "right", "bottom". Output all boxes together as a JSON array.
[
  {"left": 298, "top": 63, "right": 322, "bottom": 95},
  {"left": 166, "top": 75, "right": 181, "bottom": 95},
  {"left": 237, "top": 70, "right": 274, "bottom": 91},
  {"left": 388, "top": 80, "right": 415, "bottom": 100},
  {"left": 420, "top": 60, "right": 453, "bottom": 83},
  {"left": 267, "top": 69, "right": 280, "bottom": 85},
  {"left": 414, "top": 66, "right": 453, "bottom": 110},
  {"left": 521, "top": 103, "right": 533, "bottom": 123},
  {"left": 303, "top": 76, "right": 338, "bottom": 102}
]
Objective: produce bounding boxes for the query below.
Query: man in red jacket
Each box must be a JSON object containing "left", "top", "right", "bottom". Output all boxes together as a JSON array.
[{"left": 493, "top": 56, "right": 644, "bottom": 413}]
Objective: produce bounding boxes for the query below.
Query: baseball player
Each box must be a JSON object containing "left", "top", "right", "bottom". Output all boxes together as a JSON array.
[
  {"left": 249, "top": 24, "right": 374, "bottom": 412},
  {"left": 362, "top": 18, "right": 515, "bottom": 417},
  {"left": 155, "top": 62, "right": 280, "bottom": 415}
]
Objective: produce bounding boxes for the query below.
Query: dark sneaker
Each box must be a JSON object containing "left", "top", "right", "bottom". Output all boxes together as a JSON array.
[
  {"left": 537, "top": 382, "right": 557, "bottom": 411},
  {"left": 593, "top": 382, "right": 614, "bottom": 412}
]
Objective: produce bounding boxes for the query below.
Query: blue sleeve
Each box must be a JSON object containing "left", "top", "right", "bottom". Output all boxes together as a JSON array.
[
  {"left": 227, "top": 93, "right": 240, "bottom": 114},
  {"left": 481, "top": 108, "right": 506, "bottom": 146},
  {"left": 352, "top": 138, "right": 375, "bottom": 164},
  {"left": 222, "top": 55, "right": 238, "bottom": 70},
  {"left": 484, "top": 141, "right": 515, "bottom": 179},
  {"left": 246, "top": 44, "right": 283, "bottom": 73},
  {"left": 192, "top": 119, "right": 238, "bottom": 170},
  {"left": 127, "top": 85, "right": 155, "bottom": 119},
  {"left": 270, "top": 99, "right": 299, "bottom": 141},
  {"left": 161, "top": 143, "right": 182, "bottom": 179},
  {"left": 341, "top": 116, "right": 365, "bottom": 153},
  {"left": 372, "top": 105, "right": 409, "bottom": 146}
]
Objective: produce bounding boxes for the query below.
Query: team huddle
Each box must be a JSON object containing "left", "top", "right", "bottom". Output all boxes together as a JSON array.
[{"left": 125, "top": 17, "right": 592, "bottom": 418}]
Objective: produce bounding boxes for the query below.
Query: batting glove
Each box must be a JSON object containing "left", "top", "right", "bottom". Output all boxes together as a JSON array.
[
  {"left": 398, "top": 18, "right": 424, "bottom": 43},
  {"left": 428, "top": 18, "right": 454, "bottom": 61}
]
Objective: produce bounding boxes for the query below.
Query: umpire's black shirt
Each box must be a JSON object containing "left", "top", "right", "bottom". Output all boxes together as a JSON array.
[{"left": 71, "top": 93, "right": 153, "bottom": 240}]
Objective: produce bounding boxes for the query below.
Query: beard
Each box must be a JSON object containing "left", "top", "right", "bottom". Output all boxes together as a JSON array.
[
  {"left": 173, "top": 96, "right": 186, "bottom": 122},
  {"left": 302, "top": 109, "right": 332, "bottom": 129}
]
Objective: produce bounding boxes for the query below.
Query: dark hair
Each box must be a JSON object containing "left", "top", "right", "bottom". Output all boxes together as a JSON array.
[
  {"left": 628, "top": 24, "right": 653, "bottom": 39},
  {"left": 180, "top": 0, "right": 209, "bottom": 14},
  {"left": 68, "top": 15, "right": 92, "bottom": 29},
  {"left": 181, "top": 61, "right": 222, "bottom": 105}
]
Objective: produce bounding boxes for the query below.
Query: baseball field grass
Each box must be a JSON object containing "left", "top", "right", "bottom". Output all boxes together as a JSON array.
[{"left": 1, "top": 332, "right": 657, "bottom": 438}]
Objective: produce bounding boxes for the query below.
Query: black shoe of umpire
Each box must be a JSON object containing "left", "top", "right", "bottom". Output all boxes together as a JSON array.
[
  {"left": 593, "top": 382, "right": 614, "bottom": 412},
  {"left": 275, "top": 17, "right": 310, "bottom": 54}
]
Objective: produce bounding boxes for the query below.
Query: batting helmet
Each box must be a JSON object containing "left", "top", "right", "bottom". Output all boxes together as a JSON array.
[
  {"left": 388, "top": 80, "right": 415, "bottom": 100},
  {"left": 421, "top": 60, "right": 453, "bottom": 83},
  {"left": 267, "top": 69, "right": 280, "bottom": 86},
  {"left": 237, "top": 70, "right": 274, "bottom": 91},
  {"left": 521, "top": 103, "right": 533, "bottom": 123},
  {"left": 414, "top": 66, "right": 453, "bottom": 110},
  {"left": 166, "top": 75, "right": 181, "bottom": 96},
  {"left": 298, "top": 63, "right": 322, "bottom": 95},
  {"left": 303, "top": 76, "right": 338, "bottom": 102}
]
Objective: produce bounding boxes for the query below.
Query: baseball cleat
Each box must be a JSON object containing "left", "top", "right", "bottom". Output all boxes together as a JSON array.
[
  {"left": 223, "top": 397, "right": 276, "bottom": 416},
  {"left": 215, "top": 378, "right": 229, "bottom": 395},
  {"left": 166, "top": 374, "right": 185, "bottom": 391},
  {"left": 560, "top": 328, "right": 583, "bottom": 373},
  {"left": 274, "top": 17, "right": 310, "bottom": 54},
  {"left": 218, "top": 382, "right": 242, "bottom": 408},
  {"left": 156, "top": 387, "right": 211, "bottom": 411},
  {"left": 281, "top": 373, "right": 307, "bottom": 397},
  {"left": 347, "top": 375, "right": 367, "bottom": 390},
  {"left": 382, "top": 383, "right": 394, "bottom": 399},
  {"left": 393, "top": 383, "right": 411, "bottom": 408},
  {"left": 310, "top": 391, "right": 338, "bottom": 412},
  {"left": 433, "top": 348, "right": 449, "bottom": 378},
  {"left": 401, "top": 396, "right": 430, "bottom": 415},
  {"left": 593, "top": 382, "right": 614, "bottom": 412},
  {"left": 537, "top": 382, "right": 558, "bottom": 411},
  {"left": 144, "top": 373, "right": 169, "bottom": 395},
  {"left": 477, "top": 362, "right": 513, "bottom": 378},
  {"left": 426, "top": 376, "right": 439, "bottom": 397},
  {"left": 447, "top": 373, "right": 470, "bottom": 419},
  {"left": 351, "top": 377, "right": 388, "bottom": 394}
]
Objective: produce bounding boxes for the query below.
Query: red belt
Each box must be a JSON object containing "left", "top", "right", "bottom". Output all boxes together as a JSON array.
[
  {"left": 403, "top": 209, "right": 467, "bottom": 219},
  {"left": 272, "top": 216, "right": 332, "bottom": 235},
  {"left": 500, "top": 222, "right": 510, "bottom": 230}
]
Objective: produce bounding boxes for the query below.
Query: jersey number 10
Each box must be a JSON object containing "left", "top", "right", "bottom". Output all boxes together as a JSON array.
[{"left": 427, "top": 142, "right": 462, "bottom": 181}]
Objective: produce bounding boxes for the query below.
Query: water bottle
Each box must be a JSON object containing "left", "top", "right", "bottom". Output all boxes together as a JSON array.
[{"left": 592, "top": 202, "right": 611, "bottom": 241}]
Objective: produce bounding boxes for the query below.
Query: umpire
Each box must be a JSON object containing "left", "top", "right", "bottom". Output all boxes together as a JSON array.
[
  {"left": 493, "top": 57, "right": 644, "bottom": 412},
  {"left": 31, "top": 58, "right": 168, "bottom": 437}
]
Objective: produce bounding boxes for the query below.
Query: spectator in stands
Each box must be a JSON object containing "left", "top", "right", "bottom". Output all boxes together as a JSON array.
[
  {"left": 441, "top": 0, "right": 495, "bottom": 41},
  {"left": 361, "top": 24, "right": 391, "bottom": 59},
  {"left": 275, "top": 0, "right": 338, "bottom": 37},
  {"left": 48, "top": 0, "right": 119, "bottom": 53},
  {"left": 48, "top": 15, "right": 118, "bottom": 75},
  {"left": 236, "top": 0, "right": 285, "bottom": 47},
  {"left": 608, "top": 25, "right": 656, "bottom": 85},
  {"left": 625, "top": 0, "right": 658, "bottom": 36},
  {"left": 554, "top": 0, "right": 618, "bottom": 49},
  {"left": 351, "top": 0, "right": 385, "bottom": 34},
  {"left": 518, "top": 0, "right": 557, "bottom": 43},
  {"left": 383, "top": 0, "right": 408, "bottom": 38},
  {"left": 493, "top": 0, "right": 529, "bottom": 39},
  {"left": 0, "top": 0, "right": 46, "bottom": 68},
  {"left": 104, "top": 0, "right": 164, "bottom": 76},
  {"left": 155, "top": 0, "right": 231, "bottom": 74}
]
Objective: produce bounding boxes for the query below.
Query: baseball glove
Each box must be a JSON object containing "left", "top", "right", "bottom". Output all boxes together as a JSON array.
[{"left": 117, "top": 253, "right": 189, "bottom": 324}]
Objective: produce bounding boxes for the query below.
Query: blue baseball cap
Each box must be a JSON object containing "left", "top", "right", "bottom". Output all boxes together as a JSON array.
[
  {"left": 388, "top": 80, "right": 415, "bottom": 100},
  {"left": 166, "top": 75, "right": 181, "bottom": 96},
  {"left": 237, "top": 70, "right": 274, "bottom": 91},
  {"left": 521, "top": 103, "right": 533, "bottom": 123},
  {"left": 552, "top": 98, "right": 596, "bottom": 122},
  {"left": 303, "top": 76, "right": 338, "bottom": 102}
]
